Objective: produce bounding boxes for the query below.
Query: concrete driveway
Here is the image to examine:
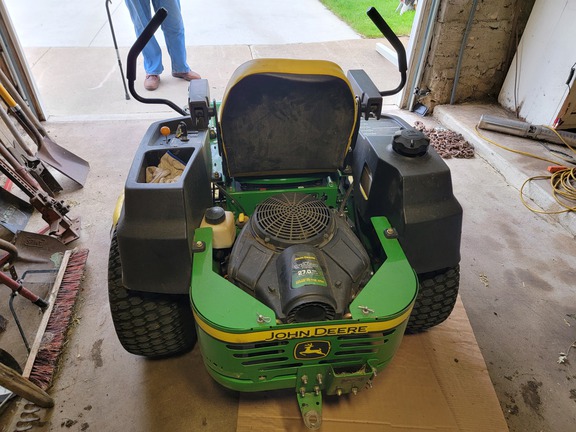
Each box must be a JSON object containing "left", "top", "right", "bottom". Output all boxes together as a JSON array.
[
  {"left": 3, "top": 0, "right": 398, "bottom": 119},
  {"left": 4, "top": 0, "right": 360, "bottom": 47}
]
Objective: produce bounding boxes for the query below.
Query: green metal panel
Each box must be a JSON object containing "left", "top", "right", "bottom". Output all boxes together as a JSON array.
[
  {"left": 192, "top": 227, "right": 276, "bottom": 332},
  {"left": 225, "top": 176, "right": 340, "bottom": 216},
  {"left": 191, "top": 216, "right": 417, "bottom": 395},
  {"left": 349, "top": 216, "right": 418, "bottom": 320},
  {"left": 191, "top": 218, "right": 416, "bottom": 337},
  {"left": 196, "top": 321, "right": 407, "bottom": 393}
]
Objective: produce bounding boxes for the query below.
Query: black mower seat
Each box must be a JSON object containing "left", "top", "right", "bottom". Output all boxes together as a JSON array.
[{"left": 219, "top": 59, "right": 358, "bottom": 178}]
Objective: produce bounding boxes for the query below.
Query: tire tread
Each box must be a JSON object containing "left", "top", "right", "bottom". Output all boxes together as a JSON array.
[
  {"left": 406, "top": 266, "right": 460, "bottom": 333},
  {"left": 108, "top": 231, "right": 196, "bottom": 357}
]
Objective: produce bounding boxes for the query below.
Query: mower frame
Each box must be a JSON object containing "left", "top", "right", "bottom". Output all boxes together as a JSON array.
[{"left": 109, "top": 6, "right": 462, "bottom": 429}]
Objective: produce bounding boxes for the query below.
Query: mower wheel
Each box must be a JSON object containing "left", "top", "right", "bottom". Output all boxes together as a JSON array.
[
  {"left": 406, "top": 265, "right": 459, "bottom": 333},
  {"left": 108, "top": 230, "right": 197, "bottom": 357}
]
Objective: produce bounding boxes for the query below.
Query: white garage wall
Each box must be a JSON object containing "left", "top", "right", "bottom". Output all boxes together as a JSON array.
[{"left": 499, "top": 0, "right": 576, "bottom": 126}]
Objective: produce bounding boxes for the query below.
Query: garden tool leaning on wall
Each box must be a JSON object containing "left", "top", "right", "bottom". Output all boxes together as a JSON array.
[
  {"left": 0, "top": 154, "right": 79, "bottom": 244},
  {"left": 0, "top": 71, "right": 90, "bottom": 187},
  {"left": 0, "top": 102, "right": 61, "bottom": 196}
]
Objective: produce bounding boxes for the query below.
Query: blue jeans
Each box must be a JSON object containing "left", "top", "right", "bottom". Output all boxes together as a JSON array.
[{"left": 124, "top": 0, "right": 190, "bottom": 75}]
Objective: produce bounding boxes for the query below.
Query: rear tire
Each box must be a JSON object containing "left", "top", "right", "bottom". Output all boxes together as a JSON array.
[
  {"left": 406, "top": 266, "right": 459, "bottom": 333},
  {"left": 108, "top": 230, "right": 196, "bottom": 357}
]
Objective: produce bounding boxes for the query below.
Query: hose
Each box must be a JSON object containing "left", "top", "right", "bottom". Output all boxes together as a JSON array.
[{"left": 475, "top": 125, "right": 576, "bottom": 214}]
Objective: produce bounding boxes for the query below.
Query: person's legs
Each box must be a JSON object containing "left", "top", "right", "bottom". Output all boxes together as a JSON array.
[
  {"left": 152, "top": 0, "right": 190, "bottom": 74},
  {"left": 125, "top": 0, "right": 163, "bottom": 75}
]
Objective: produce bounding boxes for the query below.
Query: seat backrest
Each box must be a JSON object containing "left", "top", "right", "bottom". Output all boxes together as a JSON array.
[{"left": 219, "top": 59, "right": 358, "bottom": 178}]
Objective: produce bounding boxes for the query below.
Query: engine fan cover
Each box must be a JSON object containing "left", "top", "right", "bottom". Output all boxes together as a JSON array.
[
  {"left": 227, "top": 192, "right": 371, "bottom": 323},
  {"left": 251, "top": 193, "right": 334, "bottom": 248}
]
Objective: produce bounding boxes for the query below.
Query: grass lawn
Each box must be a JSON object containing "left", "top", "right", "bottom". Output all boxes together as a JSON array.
[{"left": 319, "top": 0, "right": 416, "bottom": 37}]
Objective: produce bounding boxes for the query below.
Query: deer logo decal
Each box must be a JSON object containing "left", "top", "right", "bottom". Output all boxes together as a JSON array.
[{"left": 294, "top": 341, "right": 331, "bottom": 360}]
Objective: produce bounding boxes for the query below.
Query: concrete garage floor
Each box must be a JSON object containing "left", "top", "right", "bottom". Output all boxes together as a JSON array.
[
  {"left": 1, "top": 1, "right": 576, "bottom": 431},
  {"left": 2, "top": 113, "right": 576, "bottom": 432},
  {"left": 436, "top": 105, "right": 576, "bottom": 432}
]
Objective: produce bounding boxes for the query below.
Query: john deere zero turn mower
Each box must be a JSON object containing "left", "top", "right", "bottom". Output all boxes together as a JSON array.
[{"left": 109, "top": 7, "right": 462, "bottom": 429}]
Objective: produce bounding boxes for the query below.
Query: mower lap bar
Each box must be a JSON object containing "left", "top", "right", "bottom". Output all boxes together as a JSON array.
[
  {"left": 219, "top": 59, "right": 358, "bottom": 178},
  {"left": 116, "top": 117, "right": 212, "bottom": 294},
  {"left": 126, "top": 7, "right": 187, "bottom": 116}
]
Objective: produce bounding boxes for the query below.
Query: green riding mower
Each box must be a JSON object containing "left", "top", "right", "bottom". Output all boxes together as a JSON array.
[{"left": 109, "top": 7, "right": 462, "bottom": 429}]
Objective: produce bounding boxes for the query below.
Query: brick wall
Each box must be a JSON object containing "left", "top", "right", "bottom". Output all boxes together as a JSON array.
[{"left": 417, "top": 0, "right": 534, "bottom": 111}]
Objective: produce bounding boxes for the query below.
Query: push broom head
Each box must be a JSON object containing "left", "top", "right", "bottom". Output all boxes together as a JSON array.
[{"left": 27, "top": 248, "right": 89, "bottom": 390}]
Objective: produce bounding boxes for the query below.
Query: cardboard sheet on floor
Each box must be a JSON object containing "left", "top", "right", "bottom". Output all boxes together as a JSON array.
[{"left": 237, "top": 297, "right": 508, "bottom": 431}]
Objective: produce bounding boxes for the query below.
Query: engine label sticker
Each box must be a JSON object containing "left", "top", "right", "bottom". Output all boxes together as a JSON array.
[
  {"left": 291, "top": 253, "right": 327, "bottom": 288},
  {"left": 294, "top": 340, "right": 331, "bottom": 360}
]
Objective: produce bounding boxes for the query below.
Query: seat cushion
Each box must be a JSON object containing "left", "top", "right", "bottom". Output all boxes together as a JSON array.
[{"left": 220, "top": 59, "right": 358, "bottom": 178}]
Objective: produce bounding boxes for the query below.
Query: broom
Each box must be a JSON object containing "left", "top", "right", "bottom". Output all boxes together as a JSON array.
[{"left": 21, "top": 248, "right": 89, "bottom": 390}]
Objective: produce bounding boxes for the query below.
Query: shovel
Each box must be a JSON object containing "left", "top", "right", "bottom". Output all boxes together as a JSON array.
[
  {"left": 0, "top": 188, "right": 33, "bottom": 234},
  {"left": 0, "top": 103, "right": 62, "bottom": 195},
  {"left": 0, "top": 77, "right": 90, "bottom": 187}
]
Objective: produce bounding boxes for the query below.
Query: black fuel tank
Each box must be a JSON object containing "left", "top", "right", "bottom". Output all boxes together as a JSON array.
[{"left": 352, "top": 115, "right": 462, "bottom": 274}]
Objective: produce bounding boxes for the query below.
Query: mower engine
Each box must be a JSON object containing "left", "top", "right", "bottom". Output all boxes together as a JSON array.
[{"left": 228, "top": 192, "right": 371, "bottom": 323}]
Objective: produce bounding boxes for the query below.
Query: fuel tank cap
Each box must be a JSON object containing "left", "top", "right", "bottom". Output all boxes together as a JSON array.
[{"left": 392, "top": 128, "right": 430, "bottom": 156}]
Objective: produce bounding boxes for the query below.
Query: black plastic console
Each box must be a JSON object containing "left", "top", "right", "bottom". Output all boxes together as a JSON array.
[{"left": 117, "top": 117, "right": 212, "bottom": 294}]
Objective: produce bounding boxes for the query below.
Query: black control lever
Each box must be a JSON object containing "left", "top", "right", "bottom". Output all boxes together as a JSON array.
[
  {"left": 367, "top": 7, "right": 408, "bottom": 96},
  {"left": 126, "top": 7, "right": 187, "bottom": 116}
]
